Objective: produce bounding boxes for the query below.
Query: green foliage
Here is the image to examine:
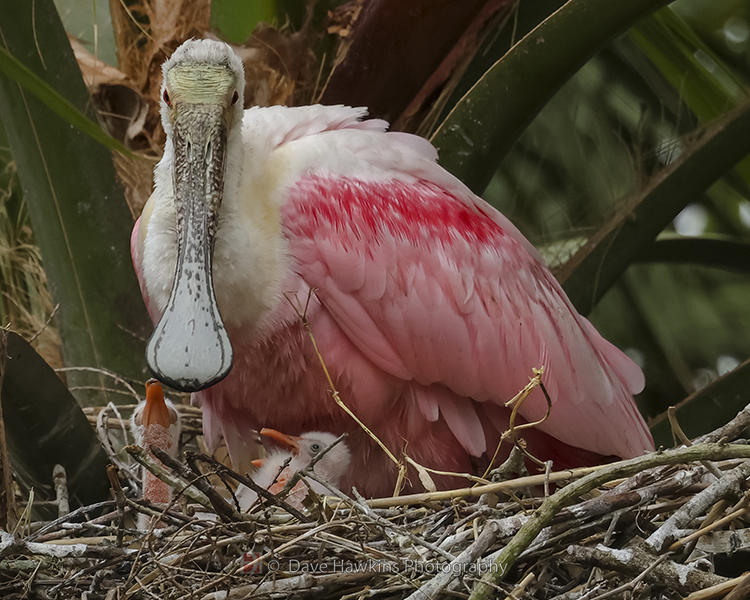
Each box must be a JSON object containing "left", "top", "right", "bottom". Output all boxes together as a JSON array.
[
  {"left": 650, "top": 357, "right": 750, "bottom": 446},
  {"left": 1, "top": 331, "right": 110, "bottom": 508},
  {"left": 558, "top": 102, "right": 750, "bottom": 315},
  {"left": 0, "top": 45, "right": 133, "bottom": 157},
  {"left": 432, "top": 0, "right": 674, "bottom": 195},
  {"left": 0, "top": 0, "right": 151, "bottom": 404},
  {"left": 211, "top": 0, "right": 278, "bottom": 43},
  {"left": 210, "top": 0, "right": 309, "bottom": 43}
]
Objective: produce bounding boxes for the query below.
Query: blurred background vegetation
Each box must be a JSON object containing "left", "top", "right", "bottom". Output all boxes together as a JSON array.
[{"left": 1, "top": 0, "right": 749, "bottom": 473}]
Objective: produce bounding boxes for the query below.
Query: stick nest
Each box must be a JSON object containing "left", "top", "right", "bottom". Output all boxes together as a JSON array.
[{"left": 2, "top": 401, "right": 750, "bottom": 600}]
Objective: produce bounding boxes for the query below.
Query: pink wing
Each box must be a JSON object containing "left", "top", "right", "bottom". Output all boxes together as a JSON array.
[{"left": 283, "top": 175, "right": 653, "bottom": 460}]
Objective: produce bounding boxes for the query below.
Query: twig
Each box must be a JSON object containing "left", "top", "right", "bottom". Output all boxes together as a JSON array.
[
  {"left": 668, "top": 501, "right": 750, "bottom": 551},
  {"left": 107, "top": 464, "right": 127, "bottom": 547},
  {"left": 366, "top": 465, "right": 606, "bottom": 508},
  {"left": 566, "top": 544, "right": 727, "bottom": 595},
  {"left": 55, "top": 366, "right": 140, "bottom": 401},
  {"left": 320, "top": 477, "right": 456, "bottom": 562},
  {"left": 286, "top": 291, "right": 403, "bottom": 472},
  {"left": 28, "top": 303, "right": 59, "bottom": 342},
  {"left": 669, "top": 406, "right": 723, "bottom": 479},
  {"left": 1, "top": 530, "right": 128, "bottom": 560},
  {"left": 683, "top": 574, "right": 750, "bottom": 600},
  {"left": 724, "top": 572, "right": 750, "bottom": 600},
  {"left": 587, "top": 554, "right": 668, "bottom": 600},
  {"left": 51, "top": 465, "right": 69, "bottom": 518},
  {"left": 646, "top": 459, "right": 750, "bottom": 552},
  {"left": 185, "top": 452, "right": 310, "bottom": 523},
  {"left": 124, "top": 444, "right": 213, "bottom": 510},
  {"left": 25, "top": 500, "right": 115, "bottom": 542},
  {"left": 97, "top": 402, "right": 141, "bottom": 491},
  {"left": 696, "top": 401, "right": 750, "bottom": 445},
  {"left": 151, "top": 446, "right": 241, "bottom": 523},
  {"left": 504, "top": 572, "right": 535, "bottom": 600},
  {"left": 277, "top": 433, "right": 348, "bottom": 498},
  {"left": 404, "top": 521, "right": 500, "bottom": 600},
  {"left": 0, "top": 330, "right": 16, "bottom": 531},
  {"left": 201, "top": 571, "right": 374, "bottom": 600},
  {"left": 467, "top": 443, "right": 750, "bottom": 600}
]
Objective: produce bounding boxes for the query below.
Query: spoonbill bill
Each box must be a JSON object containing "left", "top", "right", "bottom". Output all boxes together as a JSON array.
[
  {"left": 130, "top": 379, "right": 181, "bottom": 529},
  {"left": 132, "top": 39, "right": 653, "bottom": 497},
  {"left": 237, "top": 429, "right": 351, "bottom": 511}
]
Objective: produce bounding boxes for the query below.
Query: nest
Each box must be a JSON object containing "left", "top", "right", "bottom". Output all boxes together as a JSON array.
[{"left": 2, "top": 399, "right": 750, "bottom": 600}]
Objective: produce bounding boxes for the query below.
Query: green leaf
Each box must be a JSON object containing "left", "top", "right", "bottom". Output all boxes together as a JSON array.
[
  {"left": 630, "top": 8, "right": 748, "bottom": 124},
  {"left": 557, "top": 101, "right": 750, "bottom": 316},
  {"left": 434, "top": 0, "right": 567, "bottom": 136},
  {"left": 211, "top": 0, "right": 277, "bottom": 44},
  {"left": 1, "top": 331, "right": 109, "bottom": 507},
  {"left": 431, "top": 0, "right": 673, "bottom": 195},
  {"left": 0, "top": 44, "right": 134, "bottom": 157},
  {"left": 650, "top": 357, "right": 750, "bottom": 448},
  {"left": 210, "top": 0, "right": 308, "bottom": 43},
  {"left": 636, "top": 236, "right": 750, "bottom": 273},
  {"left": 629, "top": 8, "right": 750, "bottom": 188},
  {"left": 0, "top": 0, "right": 152, "bottom": 403}
]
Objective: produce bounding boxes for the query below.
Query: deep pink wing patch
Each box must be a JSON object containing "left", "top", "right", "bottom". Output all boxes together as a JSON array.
[{"left": 282, "top": 176, "right": 653, "bottom": 460}]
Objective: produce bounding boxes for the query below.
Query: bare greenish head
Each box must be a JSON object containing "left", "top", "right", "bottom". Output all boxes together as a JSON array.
[{"left": 146, "top": 40, "right": 245, "bottom": 392}]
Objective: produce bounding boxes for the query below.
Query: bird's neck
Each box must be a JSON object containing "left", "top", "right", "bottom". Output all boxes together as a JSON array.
[
  {"left": 140, "top": 423, "right": 175, "bottom": 527},
  {"left": 143, "top": 469, "right": 172, "bottom": 505},
  {"left": 210, "top": 126, "right": 302, "bottom": 335}
]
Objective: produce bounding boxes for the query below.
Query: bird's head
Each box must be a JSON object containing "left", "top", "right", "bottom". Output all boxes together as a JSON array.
[
  {"left": 146, "top": 39, "right": 245, "bottom": 392},
  {"left": 131, "top": 378, "right": 181, "bottom": 451},
  {"left": 258, "top": 429, "right": 352, "bottom": 488}
]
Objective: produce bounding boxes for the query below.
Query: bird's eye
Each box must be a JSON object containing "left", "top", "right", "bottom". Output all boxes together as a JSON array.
[
  {"left": 311, "top": 443, "right": 321, "bottom": 453},
  {"left": 163, "top": 89, "right": 171, "bottom": 106},
  {"left": 231, "top": 91, "right": 239, "bottom": 106}
]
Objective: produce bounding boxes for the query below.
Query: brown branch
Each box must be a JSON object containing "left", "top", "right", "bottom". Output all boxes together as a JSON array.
[
  {"left": 645, "top": 459, "right": 750, "bottom": 553},
  {"left": 404, "top": 521, "right": 500, "bottom": 600},
  {"left": 151, "top": 446, "right": 241, "bottom": 523},
  {"left": 566, "top": 545, "right": 727, "bottom": 595},
  {"left": 124, "top": 444, "right": 213, "bottom": 511},
  {"left": 468, "top": 443, "right": 750, "bottom": 600},
  {"left": 185, "top": 452, "right": 311, "bottom": 523}
]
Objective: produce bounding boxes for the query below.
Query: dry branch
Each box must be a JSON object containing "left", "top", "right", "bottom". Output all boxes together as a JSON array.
[
  {"left": 468, "top": 442, "right": 750, "bottom": 600},
  {"left": 566, "top": 544, "right": 727, "bottom": 594},
  {"left": 645, "top": 459, "right": 750, "bottom": 552}
]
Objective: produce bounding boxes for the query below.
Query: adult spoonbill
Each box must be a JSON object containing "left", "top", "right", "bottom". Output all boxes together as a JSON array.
[
  {"left": 130, "top": 379, "right": 181, "bottom": 529},
  {"left": 132, "top": 39, "right": 653, "bottom": 498},
  {"left": 237, "top": 429, "right": 351, "bottom": 511}
]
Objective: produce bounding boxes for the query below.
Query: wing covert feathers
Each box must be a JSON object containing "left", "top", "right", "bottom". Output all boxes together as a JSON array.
[{"left": 283, "top": 174, "right": 653, "bottom": 460}]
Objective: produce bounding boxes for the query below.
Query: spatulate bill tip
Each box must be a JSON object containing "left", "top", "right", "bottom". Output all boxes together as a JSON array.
[{"left": 145, "top": 320, "right": 233, "bottom": 392}]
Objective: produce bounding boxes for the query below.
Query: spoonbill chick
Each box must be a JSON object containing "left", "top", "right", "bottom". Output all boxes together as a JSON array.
[
  {"left": 237, "top": 429, "right": 351, "bottom": 511},
  {"left": 130, "top": 379, "right": 181, "bottom": 529}
]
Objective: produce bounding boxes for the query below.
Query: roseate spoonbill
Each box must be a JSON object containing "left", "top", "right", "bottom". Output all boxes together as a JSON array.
[
  {"left": 237, "top": 429, "right": 351, "bottom": 511},
  {"left": 132, "top": 39, "right": 653, "bottom": 498},
  {"left": 130, "top": 379, "right": 181, "bottom": 529}
]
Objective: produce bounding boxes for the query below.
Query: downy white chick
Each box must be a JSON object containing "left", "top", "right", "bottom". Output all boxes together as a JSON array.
[
  {"left": 237, "top": 429, "right": 351, "bottom": 511},
  {"left": 130, "top": 379, "right": 181, "bottom": 529}
]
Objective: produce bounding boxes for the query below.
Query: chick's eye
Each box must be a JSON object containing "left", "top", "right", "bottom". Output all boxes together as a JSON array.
[
  {"left": 163, "top": 89, "right": 171, "bottom": 106},
  {"left": 231, "top": 90, "right": 239, "bottom": 105},
  {"left": 311, "top": 443, "right": 321, "bottom": 453}
]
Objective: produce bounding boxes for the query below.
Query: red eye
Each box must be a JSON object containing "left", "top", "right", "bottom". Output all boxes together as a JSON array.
[
  {"left": 163, "top": 89, "right": 171, "bottom": 106},
  {"left": 231, "top": 91, "right": 239, "bottom": 106}
]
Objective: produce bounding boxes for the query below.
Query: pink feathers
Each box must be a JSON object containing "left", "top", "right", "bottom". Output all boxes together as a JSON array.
[
  {"left": 134, "top": 95, "right": 653, "bottom": 498},
  {"left": 284, "top": 175, "right": 652, "bottom": 461}
]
